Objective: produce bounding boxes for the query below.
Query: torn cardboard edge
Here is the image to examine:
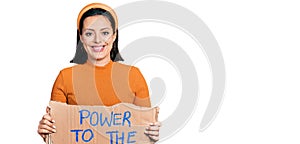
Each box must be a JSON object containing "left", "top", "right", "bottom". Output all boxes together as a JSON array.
[{"left": 47, "top": 101, "right": 159, "bottom": 144}]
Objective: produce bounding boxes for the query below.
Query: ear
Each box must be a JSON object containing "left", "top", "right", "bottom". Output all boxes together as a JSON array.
[
  {"left": 79, "top": 34, "right": 83, "bottom": 43},
  {"left": 79, "top": 33, "right": 87, "bottom": 51},
  {"left": 112, "top": 32, "right": 117, "bottom": 42}
]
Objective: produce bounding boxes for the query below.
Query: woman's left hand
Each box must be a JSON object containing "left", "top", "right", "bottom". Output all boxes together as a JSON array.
[{"left": 145, "top": 121, "right": 161, "bottom": 142}]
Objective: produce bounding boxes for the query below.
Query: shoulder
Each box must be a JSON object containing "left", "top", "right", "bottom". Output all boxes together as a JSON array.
[
  {"left": 58, "top": 64, "right": 84, "bottom": 78},
  {"left": 60, "top": 64, "right": 87, "bottom": 72},
  {"left": 112, "top": 62, "right": 140, "bottom": 73},
  {"left": 112, "top": 62, "right": 146, "bottom": 82},
  {"left": 59, "top": 65, "right": 74, "bottom": 74},
  {"left": 112, "top": 61, "right": 132, "bottom": 68}
]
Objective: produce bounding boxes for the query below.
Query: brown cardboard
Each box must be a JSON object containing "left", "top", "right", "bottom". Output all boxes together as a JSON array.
[{"left": 49, "top": 101, "right": 159, "bottom": 144}]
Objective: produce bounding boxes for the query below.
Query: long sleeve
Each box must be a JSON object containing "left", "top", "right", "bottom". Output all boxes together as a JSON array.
[
  {"left": 51, "top": 71, "right": 67, "bottom": 103},
  {"left": 130, "top": 67, "right": 151, "bottom": 107}
]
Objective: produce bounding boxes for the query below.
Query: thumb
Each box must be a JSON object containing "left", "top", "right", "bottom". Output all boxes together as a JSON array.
[{"left": 46, "top": 106, "right": 51, "bottom": 114}]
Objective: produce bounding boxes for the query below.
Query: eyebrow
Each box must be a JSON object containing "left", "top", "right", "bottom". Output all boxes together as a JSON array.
[{"left": 83, "top": 27, "right": 111, "bottom": 31}]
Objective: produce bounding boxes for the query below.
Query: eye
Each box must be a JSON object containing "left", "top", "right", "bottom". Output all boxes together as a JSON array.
[
  {"left": 102, "top": 31, "right": 110, "bottom": 35},
  {"left": 85, "top": 32, "right": 93, "bottom": 37}
]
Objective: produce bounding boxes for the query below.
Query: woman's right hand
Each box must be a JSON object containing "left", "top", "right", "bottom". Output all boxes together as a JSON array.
[{"left": 37, "top": 106, "right": 56, "bottom": 141}]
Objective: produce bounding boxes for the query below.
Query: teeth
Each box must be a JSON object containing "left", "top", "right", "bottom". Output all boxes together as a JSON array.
[{"left": 91, "top": 46, "right": 104, "bottom": 52}]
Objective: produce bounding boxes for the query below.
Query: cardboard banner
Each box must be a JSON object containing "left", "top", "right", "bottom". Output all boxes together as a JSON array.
[{"left": 48, "top": 101, "right": 159, "bottom": 144}]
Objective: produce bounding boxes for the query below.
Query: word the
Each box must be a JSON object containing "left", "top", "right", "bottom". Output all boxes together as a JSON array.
[{"left": 106, "top": 130, "right": 137, "bottom": 144}]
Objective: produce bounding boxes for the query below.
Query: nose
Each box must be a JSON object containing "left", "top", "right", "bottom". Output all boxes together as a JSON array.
[{"left": 94, "top": 33, "right": 103, "bottom": 44}]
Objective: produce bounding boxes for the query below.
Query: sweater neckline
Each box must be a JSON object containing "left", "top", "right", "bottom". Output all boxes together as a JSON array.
[{"left": 85, "top": 60, "right": 113, "bottom": 70}]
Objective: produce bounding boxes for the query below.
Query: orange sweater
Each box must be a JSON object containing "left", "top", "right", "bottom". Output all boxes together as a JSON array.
[{"left": 51, "top": 60, "right": 151, "bottom": 107}]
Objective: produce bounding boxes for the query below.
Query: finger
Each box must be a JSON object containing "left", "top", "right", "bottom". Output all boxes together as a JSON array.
[
  {"left": 42, "top": 114, "right": 55, "bottom": 123},
  {"left": 38, "top": 128, "right": 52, "bottom": 135},
  {"left": 38, "top": 124, "right": 56, "bottom": 133},
  {"left": 38, "top": 128, "right": 54, "bottom": 135},
  {"left": 149, "top": 122, "right": 161, "bottom": 127},
  {"left": 146, "top": 126, "right": 159, "bottom": 131},
  {"left": 46, "top": 106, "right": 51, "bottom": 114},
  {"left": 144, "top": 130, "right": 159, "bottom": 136},
  {"left": 40, "top": 119, "right": 55, "bottom": 128},
  {"left": 148, "top": 135, "right": 159, "bottom": 142},
  {"left": 38, "top": 125, "right": 56, "bottom": 134}
]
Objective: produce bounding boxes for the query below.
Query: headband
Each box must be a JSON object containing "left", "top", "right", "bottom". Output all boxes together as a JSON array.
[{"left": 77, "top": 3, "right": 118, "bottom": 31}]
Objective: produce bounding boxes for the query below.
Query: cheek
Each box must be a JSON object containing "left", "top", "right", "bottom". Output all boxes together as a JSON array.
[
  {"left": 81, "top": 40, "right": 88, "bottom": 49},
  {"left": 81, "top": 39, "right": 91, "bottom": 45},
  {"left": 106, "top": 44, "right": 113, "bottom": 52},
  {"left": 108, "top": 41, "right": 114, "bottom": 47},
  {"left": 107, "top": 42, "right": 114, "bottom": 51},
  {"left": 81, "top": 40, "right": 93, "bottom": 52},
  {"left": 107, "top": 37, "right": 115, "bottom": 46},
  {"left": 81, "top": 41, "right": 91, "bottom": 53}
]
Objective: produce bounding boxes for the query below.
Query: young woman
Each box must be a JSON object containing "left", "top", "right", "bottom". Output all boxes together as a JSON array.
[{"left": 37, "top": 3, "right": 160, "bottom": 142}]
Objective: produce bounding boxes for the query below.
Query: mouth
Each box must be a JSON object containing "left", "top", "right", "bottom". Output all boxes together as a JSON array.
[{"left": 91, "top": 45, "right": 105, "bottom": 52}]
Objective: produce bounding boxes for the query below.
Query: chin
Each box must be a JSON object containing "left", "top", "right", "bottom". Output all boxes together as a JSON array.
[
  {"left": 93, "top": 54, "right": 108, "bottom": 60},
  {"left": 87, "top": 49, "right": 110, "bottom": 61}
]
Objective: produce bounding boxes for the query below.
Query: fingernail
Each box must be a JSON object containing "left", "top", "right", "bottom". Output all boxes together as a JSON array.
[
  {"left": 52, "top": 129, "right": 56, "bottom": 133},
  {"left": 53, "top": 125, "right": 56, "bottom": 129},
  {"left": 52, "top": 120, "right": 55, "bottom": 123}
]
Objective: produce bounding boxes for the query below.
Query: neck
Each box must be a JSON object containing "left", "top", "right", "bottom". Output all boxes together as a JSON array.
[{"left": 87, "top": 57, "right": 111, "bottom": 67}]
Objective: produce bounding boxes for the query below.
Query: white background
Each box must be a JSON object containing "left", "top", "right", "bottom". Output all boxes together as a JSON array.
[{"left": 0, "top": 0, "right": 299, "bottom": 143}]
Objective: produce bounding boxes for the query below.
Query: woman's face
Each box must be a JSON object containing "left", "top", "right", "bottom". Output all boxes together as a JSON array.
[{"left": 80, "top": 15, "right": 115, "bottom": 62}]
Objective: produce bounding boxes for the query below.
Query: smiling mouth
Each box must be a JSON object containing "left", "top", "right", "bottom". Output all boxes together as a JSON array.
[{"left": 91, "top": 45, "right": 105, "bottom": 52}]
